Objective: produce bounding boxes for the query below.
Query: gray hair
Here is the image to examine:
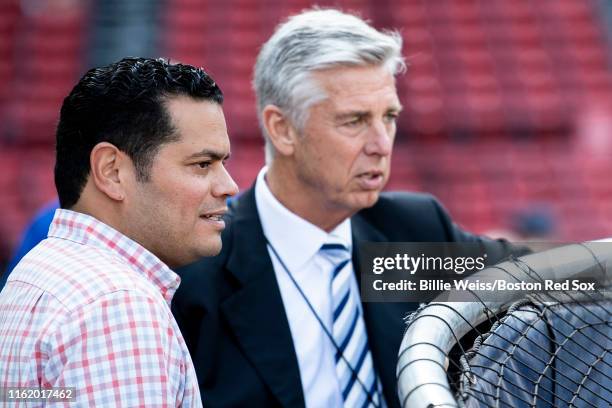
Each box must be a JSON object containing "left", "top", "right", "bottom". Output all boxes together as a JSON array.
[{"left": 253, "top": 8, "right": 406, "bottom": 162}]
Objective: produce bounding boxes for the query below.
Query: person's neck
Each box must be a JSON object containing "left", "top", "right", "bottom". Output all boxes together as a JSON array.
[
  {"left": 71, "top": 202, "right": 118, "bottom": 231},
  {"left": 265, "top": 162, "right": 349, "bottom": 233},
  {"left": 71, "top": 188, "right": 129, "bottom": 238}
]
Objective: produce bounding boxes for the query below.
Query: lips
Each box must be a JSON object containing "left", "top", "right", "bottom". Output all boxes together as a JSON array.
[
  {"left": 200, "top": 207, "right": 227, "bottom": 218},
  {"left": 199, "top": 208, "right": 227, "bottom": 229},
  {"left": 356, "top": 170, "right": 385, "bottom": 190},
  {"left": 201, "top": 214, "right": 224, "bottom": 221},
  {"left": 358, "top": 170, "right": 383, "bottom": 178}
]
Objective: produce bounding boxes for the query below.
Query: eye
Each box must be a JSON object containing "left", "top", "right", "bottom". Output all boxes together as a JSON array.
[
  {"left": 196, "top": 161, "right": 211, "bottom": 169},
  {"left": 384, "top": 113, "right": 399, "bottom": 123},
  {"left": 344, "top": 117, "right": 364, "bottom": 127}
]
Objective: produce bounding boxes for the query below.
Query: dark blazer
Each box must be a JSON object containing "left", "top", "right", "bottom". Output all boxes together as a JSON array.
[{"left": 172, "top": 186, "right": 520, "bottom": 408}]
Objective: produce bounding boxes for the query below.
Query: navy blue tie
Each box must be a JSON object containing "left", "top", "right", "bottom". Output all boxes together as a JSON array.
[{"left": 320, "top": 243, "right": 383, "bottom": 408}]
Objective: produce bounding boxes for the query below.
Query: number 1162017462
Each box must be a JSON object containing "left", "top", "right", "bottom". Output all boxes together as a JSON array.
[{"left": 1, "top": 387, "right": 76, "bottom": 402}]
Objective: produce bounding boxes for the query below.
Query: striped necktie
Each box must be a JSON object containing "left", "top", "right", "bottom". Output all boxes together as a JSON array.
[{"left": 320, "top": 243, "right": 384, "bottom": 408}]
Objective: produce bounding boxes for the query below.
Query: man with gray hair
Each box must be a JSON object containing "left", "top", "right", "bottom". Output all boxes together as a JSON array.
[{"left": 173, "top": 9, "right": 518, "bottom": 407}]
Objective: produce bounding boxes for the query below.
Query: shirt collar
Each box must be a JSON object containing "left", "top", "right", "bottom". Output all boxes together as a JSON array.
[
  {"left": 48, "top": 208, "right": 180, "bottom": 305},
  {"left": 254, "top": 166, "right": 352, "bottom": 272}
]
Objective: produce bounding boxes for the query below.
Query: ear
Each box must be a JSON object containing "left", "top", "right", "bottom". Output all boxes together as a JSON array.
[
  {"left": 261, "top": 104, "right": 299, "bottom": 156},
  {"left": 89, "top": 142, "right": 128, "bottom": 202}
]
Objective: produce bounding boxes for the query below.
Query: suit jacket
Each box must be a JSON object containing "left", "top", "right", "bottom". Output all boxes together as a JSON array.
[{"left": 172, "top": 187, "right": 521, "bottom": 408}]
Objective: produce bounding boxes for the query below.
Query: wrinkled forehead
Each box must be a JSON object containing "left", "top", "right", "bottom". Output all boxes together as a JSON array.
[{"left": 310, "top": 65, "right": 401, "bottom": 108}]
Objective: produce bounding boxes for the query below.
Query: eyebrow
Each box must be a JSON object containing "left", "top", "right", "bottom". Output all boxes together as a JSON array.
[
  {"left": 186, "top": 149, "right": 231, "bottom": 161},
  {"left": 335, "top": 111, "right": 370, "bottom": 121},
  {"left": 334, "top": 105, "right": 403, "bottom": 121}
]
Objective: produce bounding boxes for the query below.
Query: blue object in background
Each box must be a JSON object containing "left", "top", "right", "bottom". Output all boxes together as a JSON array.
[{"left": 0, "top": 200, "right": 59, "bottom": 290}]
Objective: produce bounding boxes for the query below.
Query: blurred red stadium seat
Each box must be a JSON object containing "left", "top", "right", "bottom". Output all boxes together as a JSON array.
[{"left": 3, "top": 0, "right": 612, "bottom": 265}]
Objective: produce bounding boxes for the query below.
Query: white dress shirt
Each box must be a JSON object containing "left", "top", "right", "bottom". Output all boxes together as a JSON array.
[{"left": 255, "top": 167, "right": 364, "bottom": 408}]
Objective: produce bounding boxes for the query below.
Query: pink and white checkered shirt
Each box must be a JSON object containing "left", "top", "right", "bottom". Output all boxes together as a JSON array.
[{"left": 0, "top": 209, "right": 202, "bottom": 407}]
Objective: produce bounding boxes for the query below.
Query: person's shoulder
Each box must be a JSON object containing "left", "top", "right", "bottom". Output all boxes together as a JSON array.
[
  {"left": 33, "top": 284, "right": 194, "bottom": 407},
  {"left": 77, "top": 289, "right": 171, "bottom": 323},
  {"left": 377, "top": 191, "right": 439, "bottom": 207},
  {"left": 363, "top": 191, "right": 444, "bottom": 220},
  {"left": 43, "top": 289, "right": 179, "bottom": 367},
  {"left": 10, "top": 238, "right": 161, "bottom": 312},
  {"left": 354, "top": 191, "right": 456, "bottom": 241}
]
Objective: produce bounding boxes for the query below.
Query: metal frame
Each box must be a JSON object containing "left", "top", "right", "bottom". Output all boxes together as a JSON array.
[{"left": 396, "top": 242, "right": 612, "bottom": 408}]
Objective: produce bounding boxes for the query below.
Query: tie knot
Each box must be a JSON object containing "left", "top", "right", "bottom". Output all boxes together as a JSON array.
[
  {"left": 320, "top": 243, "right": 348, "bottom": 252},
  {"left": 319, "top": 242, "right": 350, "bottom": 263}
]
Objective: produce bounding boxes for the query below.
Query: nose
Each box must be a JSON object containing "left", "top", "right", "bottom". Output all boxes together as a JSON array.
[
  {"left": 213, "top": 164, "right": 239, "bottom": 198},
  {"left": 364, "top": 119, "right": 393, "bottom": 156}
]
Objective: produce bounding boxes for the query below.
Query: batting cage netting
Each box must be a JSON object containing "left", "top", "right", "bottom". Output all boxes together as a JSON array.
[{"left": 396, "top": 242, "right": 612, "bottom": 408}]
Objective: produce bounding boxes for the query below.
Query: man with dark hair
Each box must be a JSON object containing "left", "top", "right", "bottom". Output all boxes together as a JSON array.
[{"left": 0, "top": 57, "right": 238, "bottom": 406}]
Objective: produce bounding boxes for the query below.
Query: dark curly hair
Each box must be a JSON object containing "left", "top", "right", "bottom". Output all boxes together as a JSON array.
[{"left": 55, "top": 57, "right": 223, "bottom": 208}]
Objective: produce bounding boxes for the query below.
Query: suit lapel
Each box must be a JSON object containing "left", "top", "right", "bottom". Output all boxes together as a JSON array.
[
  {"left": 220, "top": 188, "right": 305, "bottom": 408},
  {"left": 351, "top": 212, "right": 405, "bottom": 408},
  {"left": 351, "top": 213, "right": 387, "bottom": 287}
]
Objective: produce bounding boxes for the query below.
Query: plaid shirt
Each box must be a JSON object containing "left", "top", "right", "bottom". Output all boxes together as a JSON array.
[{"left": 0, "top": 209, "right": 202, "bottom": 407}]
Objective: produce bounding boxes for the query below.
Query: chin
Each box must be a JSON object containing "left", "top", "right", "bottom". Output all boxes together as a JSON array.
[
  {"left": 346, "top": 196, "right": 378, "bottom": 215},
  {"left": 357, "top": 191, "right": 381, "bottom": 209},
  {"left": 199, "top": 239, "right": 223, "bottom": 257}
]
